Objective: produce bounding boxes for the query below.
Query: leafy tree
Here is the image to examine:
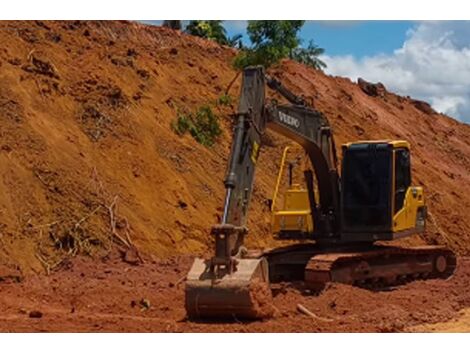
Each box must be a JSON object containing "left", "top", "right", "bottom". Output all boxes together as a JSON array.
[
  {"left": 289, "top": 40, "right": 327, "bottom": 70},
  {"left": 233, "top": 20, "right": 326, "bottom": 71},
  {"left": 185, "top": 21, "right": 225, "bottom": 44},
  {"left": 162, "top": 20, "right": 182, "bottom": 30},
  {"left": 233, "top": 21, "right": 304, "bottom": 69},
  {"left": 227, "top": 33, "right": 243, "bottom": 49},
  {"left": 185, "top": 21, "right": 242, "bottom": 48}
]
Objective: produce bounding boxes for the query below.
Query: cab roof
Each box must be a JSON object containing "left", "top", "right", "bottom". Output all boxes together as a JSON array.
[{"left": 342, "top": 140, "right": 410, "bottom": 149}]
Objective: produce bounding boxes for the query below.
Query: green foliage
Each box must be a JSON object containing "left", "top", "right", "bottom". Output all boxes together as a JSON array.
[
  {"left": 216, "top": 93, "right": 232, "bottom": 107},
  {"left": 172, "top": 105, "right": 222, "bottom": 147},
  {"left": 232, "top": 21, "right": 326, "bottom": 71},
  {"left": 247, "top": 20, "right": 304, "bottom": 55},
  {"left": 233, "top": 21, "right": 304, "bottom": 69},
  {"left": 172, "top": 112, "right": 192, "bottom": 136},
  {"left": 289, "top": 40, "right": 327, "bottom": 70},
  {"left": 185, "top": 21, "right": 242, "bottom": 48},
  {"left": 227, "top": 34, "right": 244, "bottom": 49}
]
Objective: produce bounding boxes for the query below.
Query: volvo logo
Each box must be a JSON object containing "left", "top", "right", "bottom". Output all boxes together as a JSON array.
[{"left": 279, "top": 111, "right": 300, "bottom": 128}]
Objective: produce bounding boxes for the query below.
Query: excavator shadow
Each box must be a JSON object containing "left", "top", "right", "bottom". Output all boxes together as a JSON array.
[
  {"left": 271, "top": 278, "right": 423, "bottom": 297},
  {"left": 183, "top": 316, "right": 266, "bottom": 325}
]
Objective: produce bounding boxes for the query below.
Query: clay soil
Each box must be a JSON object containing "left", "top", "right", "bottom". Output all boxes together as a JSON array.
[
  {"left": 0, "top": 253, "right": 469, "bottom": 332},
  {"left": 0, "top": 20, "right": 470, "bottom": 332}
]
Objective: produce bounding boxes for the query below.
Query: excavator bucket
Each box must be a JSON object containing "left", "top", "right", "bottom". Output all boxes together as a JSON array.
[{"left": 185, "top": 257, "right": 273, "bottom": 320}]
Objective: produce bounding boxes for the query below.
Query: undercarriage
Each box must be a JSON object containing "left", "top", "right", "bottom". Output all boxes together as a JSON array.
[
  {"left": 262, "top": 243, "right": 456, "bottom": 290},
  {"left": 185, "top": 242, "right": 456, "bottom": 319}
]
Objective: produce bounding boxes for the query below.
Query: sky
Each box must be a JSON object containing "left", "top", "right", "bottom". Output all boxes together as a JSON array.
[
  {"left": 147, "top": 21, "right": 470, "bottom": 123},
  {"left": 224, "top": 21, "right": 413, "bottom": 58}
]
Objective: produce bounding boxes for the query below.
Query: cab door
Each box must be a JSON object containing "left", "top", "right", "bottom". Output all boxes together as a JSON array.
[{"left": 393, "top": 148, "right": 411, "bottom": 215}]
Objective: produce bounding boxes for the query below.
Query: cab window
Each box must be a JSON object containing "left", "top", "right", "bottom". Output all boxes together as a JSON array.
[{"left": 394, "top": 148, "right": 411, "bottom": 213}]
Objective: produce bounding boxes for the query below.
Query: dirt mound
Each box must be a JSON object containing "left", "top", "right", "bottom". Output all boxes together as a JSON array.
[{"left": 0, "top": 20, "right": 469, "bottom": 276}]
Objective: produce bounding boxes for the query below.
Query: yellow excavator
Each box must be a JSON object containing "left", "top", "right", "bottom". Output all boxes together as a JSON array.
[{"left": 185, "top": 66, "right": 456, "bottom": 319}]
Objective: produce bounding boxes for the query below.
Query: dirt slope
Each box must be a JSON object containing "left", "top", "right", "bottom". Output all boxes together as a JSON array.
[{"left": 0, "top": 20, "right": 469, "bottom": 277}]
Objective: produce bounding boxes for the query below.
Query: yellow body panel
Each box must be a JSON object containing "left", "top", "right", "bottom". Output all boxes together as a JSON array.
[
  {"left": 393, "top": 186, "right": 425, "bottom": 232},
  {"left": 272, "top": 186, "right": 314, "bottom": 233},
  {"left": 271, "top": 139, "right": 424, "bottom": 238}
]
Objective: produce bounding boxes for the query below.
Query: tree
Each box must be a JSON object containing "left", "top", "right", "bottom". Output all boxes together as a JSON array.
[
  {"left": 162, "top": 20, "right": 182, "bottom": 30},
  {"left": 233, "top": 21, "right": 304, "bottom": 69},
  {"left": 233, "top": 20, "right": 326, "bottom": 71},
  {"left": 289, "top": 40, "right": 327, "bottom": 70},
  {"left": 185, "top": 21, "right": 242, "bottom": 48},
  {"left": 185, "top": 21, "right": 226, "bottom": 44},
  {"left": 227, "top": 34, "right": 243, "bottom": 49}
]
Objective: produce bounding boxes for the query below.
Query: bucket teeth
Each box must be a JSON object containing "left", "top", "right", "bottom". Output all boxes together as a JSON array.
[{"left": 185, "top": 258, "right": 273, "bottom": 320}]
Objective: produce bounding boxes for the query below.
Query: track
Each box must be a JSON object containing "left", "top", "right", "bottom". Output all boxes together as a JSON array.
[
  {"left": 261, "top": 243, "right": 456, "bottom": 291},
  {"left": 305, "top": 245, "right": 456, "bottom": 291}
]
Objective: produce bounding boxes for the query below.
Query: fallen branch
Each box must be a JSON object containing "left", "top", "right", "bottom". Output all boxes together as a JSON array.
[
  {"left": 106, "top": 196, "right": 131, "bottom": 248},
  {"left": 174, "top": 275, "right": 186, "bottom": 287},
  {"left": 31, "top": 220, "right": 59, "bottom": 229},
  {"left": 35, "top": 253, "right": 50, "bottom": 275},
  {"left": 87, "top": 168, "right": 144, "bottom": 261},
  {"left": 34, "top": 79, "right": 46, "bottom": 100},
  {"left": 297, "top": 304, "right": 333, "bottom": 322},
  {"left": 33, "top": 170, "right": 48, "bottom": 187},
  {"left": 26, "top": 49, "right": 35, "bottom": 61},
  {"left": 224, "top": 71, "right": 241, "bottom": 96},
  {"left": 73, "top": 205, "right": 101, "bottom": 231}
]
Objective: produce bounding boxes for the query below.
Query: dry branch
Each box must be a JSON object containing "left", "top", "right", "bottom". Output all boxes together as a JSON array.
[
  {"left": 105, "top": 195, "right": 131, "bottom": 247},
  {"left": 297, "top": 304, "right": 333, "bottom": 322}
]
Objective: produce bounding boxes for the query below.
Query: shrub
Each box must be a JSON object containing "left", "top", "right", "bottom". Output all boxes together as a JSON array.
[
  {"left": 216, "top": 94, "right": 232, "bottom": 107},
  {"left": 172, "top": 105, "right": 222, "bottom": 147}
]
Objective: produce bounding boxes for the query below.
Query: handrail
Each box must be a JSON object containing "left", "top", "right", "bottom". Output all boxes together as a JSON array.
[{"left": 271, "top": 146, "right": 291, "bottom": 212}]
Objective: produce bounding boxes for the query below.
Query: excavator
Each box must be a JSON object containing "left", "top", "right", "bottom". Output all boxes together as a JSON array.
[{"left": 185, "top": 66, "right": 456, "bottom": 319}]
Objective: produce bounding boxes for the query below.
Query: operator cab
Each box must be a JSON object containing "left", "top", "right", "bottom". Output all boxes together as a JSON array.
[
  {"left": 271, "top": 140, "right": 426, "bottom": 243},
  {"left": 340, "top": 140, "right": 426, "bottom": 242}
]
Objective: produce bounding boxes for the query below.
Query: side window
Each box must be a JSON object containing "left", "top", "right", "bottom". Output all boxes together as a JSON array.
[{"left": 394, "top": 148, "right": 411, "bottom": 213}]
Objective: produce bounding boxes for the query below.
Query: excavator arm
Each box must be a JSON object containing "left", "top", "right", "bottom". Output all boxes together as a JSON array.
[
  {"left": 185, "top": 67, "right": 341, "bottom": 319},
  {"left": 212, "top": 67, "right": 340, "bottom": 272}
]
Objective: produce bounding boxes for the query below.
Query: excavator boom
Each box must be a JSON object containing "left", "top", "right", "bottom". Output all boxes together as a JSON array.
[
  {"left": 185, "top": 66, "right": 343, "bottom": 319},
  {"left": 186, "top": 67, "right": 272, "bottom": 319}
]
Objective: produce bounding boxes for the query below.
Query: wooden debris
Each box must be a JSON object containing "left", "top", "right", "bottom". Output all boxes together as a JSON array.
[{"left": 297, "top": 304, "right": 333, "bottom": 322}]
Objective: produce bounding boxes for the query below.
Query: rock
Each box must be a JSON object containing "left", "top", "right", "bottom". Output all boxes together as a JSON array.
[
  {"left": 177, "top": 200, "right": 188, "bottom": 209},
  {"left": 139, "top": 298, "right": 151, "bottom": 311},
  {"left": 358, "top": 78, "right": 386, "bottom": 97},
  {"left": 29, "top": 310, "right": 43, "bottom": 318},
  {"left": 122, "top": 249, "right": 140, "bottom": 266},
  {"left": 410, "top": 99, "right": 436, "bottom": 115},
  {"left": 127, "top": 48, "right": 138, "bottom": 57}
]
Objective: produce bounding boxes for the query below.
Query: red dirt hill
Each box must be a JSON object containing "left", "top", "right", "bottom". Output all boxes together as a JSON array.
[{"left": 0, "top": 20, "right": 469, "bottom": 276}]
